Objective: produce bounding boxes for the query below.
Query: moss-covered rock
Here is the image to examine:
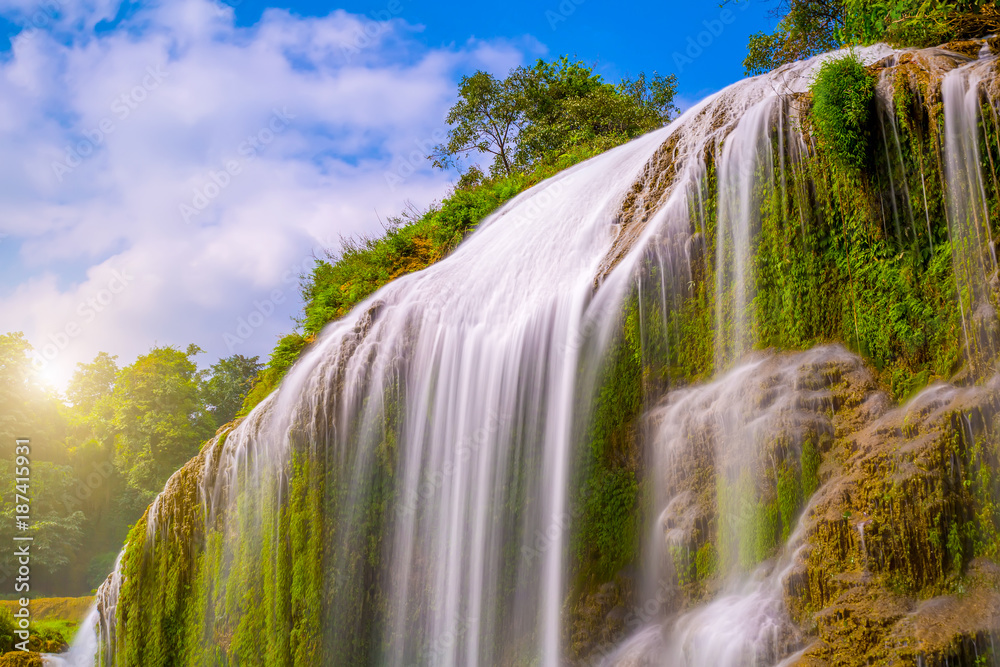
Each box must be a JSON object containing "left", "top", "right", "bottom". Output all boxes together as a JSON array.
[{"left": 0, "top": 653, "right": 42, "bottom": 667}]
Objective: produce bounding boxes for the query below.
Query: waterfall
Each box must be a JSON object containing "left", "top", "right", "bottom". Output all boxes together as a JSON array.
[
  {"left": 92, "top": 122, "right": 678, "bottom": 667},
  {"left": 45, "top": 606, "right": 99, "bottom": 667},
  {"left": 601, "top": 345, "right": 862, "bottom": 667},
  {"left": 942, "top": 46, "right": 1000, "bottom": 367},
  {"left": 77, "top": 38, "right": 1000, "bottom": 667},
  {"left": 713, "top": 96, "right": 776, "bottom": 369}
]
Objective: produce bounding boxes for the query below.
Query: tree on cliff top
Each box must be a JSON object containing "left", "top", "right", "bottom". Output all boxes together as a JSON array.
[
  {"left": 740, "top": 0, "right": 1000, "bottom": 76},
  {"left": 431, "top": 56, "right": 678, "bottom": 177}
]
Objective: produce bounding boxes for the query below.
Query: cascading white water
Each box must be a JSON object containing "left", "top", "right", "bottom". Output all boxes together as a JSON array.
[
  {"left": 713, "top": 97, "right": 776, "bottom": 369},
  {"left": 82, "top": 120, "right": 679, "bottom": 666},
  {"left": 601, "top": 345, "right": 863, "bottom": 667},
  {"left": 942, "top": 46, "right": 1000, "bottom": 364},
  {"left": 44, "top": 606, "right": 99, "bottom": 667}
]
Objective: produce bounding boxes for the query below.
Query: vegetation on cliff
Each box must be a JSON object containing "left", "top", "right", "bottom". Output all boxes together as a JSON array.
[{"left": 742, "top": 0, "right": 1000, "bottom": 75}]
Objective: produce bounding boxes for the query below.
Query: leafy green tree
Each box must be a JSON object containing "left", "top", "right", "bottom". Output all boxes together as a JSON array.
[
  {"left": 432, "top": 57, "right": 679, "bottom": 177},
  {"left": 0, "top": 462, "right": 84, "bottom": 576},
  {"left": 431, "top": 70, "right": 526, "bottom": 176},
  {"left": 63, "top": 352, "right": 133, "bottom": 591},
  {"left": 740, "top": 0, "right": 842, "bottom": 75},
  {"left": 65, "top": 352, "right": 119, "bottom": 475},
  {"left": 0, "top": 333, "right": 42, "bottom": 446},
  {"left": 67, "top": 352, "right": 118, "bottom": 414},
  {"left": 112, "top": 344, "right": 215, "bottom": 500},
  {"left": 202, "top": 354, "right": 263, "bottom": 426},
  {"left": 0, "top": 332, "right": 67, "bottom": 461},
  {"left": 511, "top": 56, "right": 610, "bottom": 163}
]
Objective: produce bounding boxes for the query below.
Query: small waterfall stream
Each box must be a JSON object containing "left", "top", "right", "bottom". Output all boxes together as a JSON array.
[
  {"left": 942, "top": 45, "right": 1000, "bottom": 366},
  {"left": 601, "top": 346, "right": 859, "bottom": 667}
]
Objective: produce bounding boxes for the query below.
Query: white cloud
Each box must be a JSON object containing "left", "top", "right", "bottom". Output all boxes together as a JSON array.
[{"left": 0, "top": 0, "right": 533, "bottom": 389}]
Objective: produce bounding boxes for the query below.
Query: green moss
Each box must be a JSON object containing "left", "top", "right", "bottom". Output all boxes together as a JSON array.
[
  {"left": 810, "top": 54, "right": 876, "bottom": 174},
  {"left": 694, "top": 541, "right": 718, "bottom": 581},
  {"left": 777, "top": 462, "right": 803, "bottom": 541},
  {"left": 802, "top": 439, "right": 821, "bottom": 499},
  {"left": 718, "top": 470, "right": 781, "bottom": 574},
  {"left": 574, "top": 299, "right": 644, "bottom": 580}
]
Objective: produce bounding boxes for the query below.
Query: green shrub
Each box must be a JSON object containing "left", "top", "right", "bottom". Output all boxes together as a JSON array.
[
  {"left": 810, "top": 53, "right": 876, "bottom": 173},
  {"left": 241, "top": 332, "right": 309, "bottom": 414},
  {"left": 0, "top": 608, "right": 15, "bottom": 654}
]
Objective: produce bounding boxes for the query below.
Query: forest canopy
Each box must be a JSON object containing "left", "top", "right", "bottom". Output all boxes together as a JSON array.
[{"left": 0, "top": 333, "right": 261, "bottom": 595}]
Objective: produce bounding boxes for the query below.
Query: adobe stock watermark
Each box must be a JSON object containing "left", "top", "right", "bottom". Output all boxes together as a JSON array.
[
  {"left": 672, "top": 1, "right": 752, "bottom": 73},
  {"left": 577, "top": 578, "right": 681, "bottom": 665},
  {"left": 341, "top": 0, "right": 405, "bottom": 61},
  {"left": 179, "top": 107, "right": 295, "bottom": 224},
  {"left": 384, "top": 126, "right": 448, "bottom": 192},
  {"left": 30, "top": 268, "right": 134, "bottom": 371},
  {"left": 519, "top": 503, "right": 585, "bottom": 566},
  {"left": 222, "top": 237, "right": 335, "bottom": 353},
  {"left": 13, "top": 0, "right": 65, "bottom": 42},
  {"left": 545, "top": 0, "right": 585, "bottom": 30},
  {"left": 395, "top": 411, "right": 504, "bottom": 517},
  {"left": 51, "top": 65, "right": 169, "bottom": 182}
]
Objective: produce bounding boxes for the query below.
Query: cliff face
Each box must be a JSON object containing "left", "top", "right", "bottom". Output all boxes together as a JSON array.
[
  {"left": 94, "top": 41, "right": 1000, "bottom": 667},
  {"left": 566, "top": 41, "right": 1000, "bottom": 665}
]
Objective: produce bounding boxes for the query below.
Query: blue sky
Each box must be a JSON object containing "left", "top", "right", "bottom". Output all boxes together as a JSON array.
[
  {"left": 0, "top": 0, "right": 775, "bottom": 390},
  {"left": 224, "top": 0, "right": 774, "bottom": 102}
]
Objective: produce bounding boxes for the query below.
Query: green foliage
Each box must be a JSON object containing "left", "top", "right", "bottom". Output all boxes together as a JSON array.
[
  {"left": 513, "top": 57, "right": 678, "bottom": 169},
  {"left": 201, "top": 354, "right": 262, "bottom": 426},
  {"left": 581, "top": 469, "right": 640, "bottom": 578},
  {"left": 740, "top": 0, "right": 1000, "bottom": 75},
  {"left": 112, "top": 345, "right": 216, "bottom": 501},
  {"left": 717, "top": 471, "right": 781, "bottom": 573},
  {"left": 0, "top": 333, "right": 65, "bottom": 459},
  {"left": 742, "top": 0, "right": 842, "bottom": 76},
  {"left": 433, "top": 56, "right": 678, "bottom": 177},
  {"left": 66, "top": 352, "right": 118, "bottom": 414},
  {"left": 0, "top": 462, "right": 84, "bottom": 572},
  {"left": 841, "top": 0, "right": 1000, "bottom": 46},
  {"left": 431, "top": 70, "right": 525, "bottom": 176},
  {"left": 574, "top": 300, "right": 644, "bottom": 580},
  {"left": 810, "top": 53, "right": 876, "bottom": 173},
  {"left": 694, "top": 541, "right": 718, "bottom": 581},
  {"left": 777, "top": 463, "right": 803, "bottom": 541},
  {"left": 0, "top": 608, "right": 15, "bottom": 654}
]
